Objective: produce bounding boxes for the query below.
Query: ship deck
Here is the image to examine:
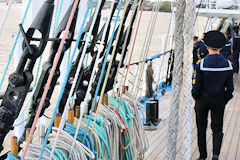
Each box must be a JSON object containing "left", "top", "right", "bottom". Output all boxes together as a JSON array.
[{"left": 144, "top": 74, "right": 240, "bottom": 160}]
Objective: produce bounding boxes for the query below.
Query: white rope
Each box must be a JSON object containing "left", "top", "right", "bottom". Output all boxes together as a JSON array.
[
  {"left": 81, "top": 0, "right": 117, "bottom": 113},
  {"left": 166, "top": 0, "right": 185, "bottom": 159},
  {"left": 122, "top": 91, "right": 149, "bottom": 159},
  {"left": 132, "top": 0, "right": 160, "bottom": 97},
  {"left": 49, "top": 129, "right": 94, "bottom": 160},
  {"left": 99, "top": 104, "right": 125, "bottom": 160},
  {"left": 181, "top": 0, "right": 194, "bottom": 159},
  {"left": 0, "top": 0, "right": 14, "bottom": 37},
  {"left": 18, "top": 131, "right": 91, "bottom": 160},
  {"left": 131, "top": 2, "right": 157, "bottom": 96}
]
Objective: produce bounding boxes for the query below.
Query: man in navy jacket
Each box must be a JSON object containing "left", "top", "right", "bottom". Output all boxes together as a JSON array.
[
  {"left": 232, "top": 31, "right": 240, "bottom": 73},
  {"left": 192, "top": 31, "right": 234, "bottom": 160},
  {"left": 220, "top": 34, "right": 232, "bottom": 60}
]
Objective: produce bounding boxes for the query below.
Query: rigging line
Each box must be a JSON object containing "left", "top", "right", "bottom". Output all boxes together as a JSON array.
[
  {"left": 0, "top": 0, "right": 14, "bottom": 37},
  {"left": 110, "top": 0, "right": 140, "bottom": 101},
  {"left": 61, "top": 0, "right": 104, "bottom": 158},
  {"left": 38, "top": 0, "right": 94, "bottom": 159},
  {"left": 53, "top": 0, "right": 64, "bottom": 35},
  {"left": 154, "top": 6, "right": 173, "bottom": 95},
  {"left": 0, "top": 0, "right": 32, "bottom": 90},
  {"left": 95, "top": 0, "right": 141, "bottom": 132},
  {"left": 73, "top": 0, "right": 119, "bottom": 119},
  {"left": 116, "top": 0, "right": 145, "bottom": 111},
  {"left": 52, "top": 0, "right": 60, "bottom": 35},
  {"left": 47, "top": 0, "right": 120, "bottom": 156},
  {"left": 21, "top": 0, "right": 82, "bottom": 159},
  {"left": 134, "top": 0, "right": 161, "bottom": 97},
  {"left": 83, "top": 0, "right": 125, "bottom": 139},
  {"left": 131, "top": 0, "right": 159, "bottom": 95},
  {"left": 91, "top": 0, "right": 133, "bottom": 129}
]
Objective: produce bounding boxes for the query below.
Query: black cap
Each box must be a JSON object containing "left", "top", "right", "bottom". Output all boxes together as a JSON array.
[{"left": 203, "top": 31, "right": 226, "bottom": 49}]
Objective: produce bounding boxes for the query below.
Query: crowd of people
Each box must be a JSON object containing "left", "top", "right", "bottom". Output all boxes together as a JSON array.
[{"left": 193, "top": 28, "right": 240, "bottom": 74}]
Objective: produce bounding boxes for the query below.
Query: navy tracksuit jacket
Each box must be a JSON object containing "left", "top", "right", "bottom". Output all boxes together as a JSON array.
[{"left": 192, "top": 54, "right": 234, "bottom": 158}]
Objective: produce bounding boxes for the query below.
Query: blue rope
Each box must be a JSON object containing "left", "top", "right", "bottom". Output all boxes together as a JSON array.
[
  {"left": 7, "top": 145, "right": 67, "bottom": 160},
  {"left": 0, "top": 0, "right": 32, "bottom": 89},
  {"left": 54, "top": 0, "right": 64, "bottom": 34},
  {"left": 64, "top": 122, "right": 98, "bottom": 160},
  {"left": 39, "top": 1, "right": 93, "bottom": 159},
  {"left": 7, "top": 152, "right": 21, "bottom": 160},
  {"left": 83, "top": 116, "right": 111, "bottom": 159},
  {"left": 84, "top": 0, "right": 124, "bottom": 141},
  {"left": 108, "top": 96, "right": 134, "bottom": 160}
]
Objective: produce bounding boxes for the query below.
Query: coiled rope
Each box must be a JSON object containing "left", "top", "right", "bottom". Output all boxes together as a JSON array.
[
  {"left": 166, "top": 0, "right": 185, "bottom": 159},
  {"left": 0, "top": 0, "right": 32, "bottom": 90},
  {"left": 48, "top": 128, "right": 94, "bottom": 160},
  {"left": 181, "top": 0, "right": 194, "bottom": 159}
]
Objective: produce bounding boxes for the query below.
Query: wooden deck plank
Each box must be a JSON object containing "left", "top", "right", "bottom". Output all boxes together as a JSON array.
[
  {"left": 226, "top": 98, "right": 240, "bottom": 160},
  {"left": 145, "top": 75, "right": 240, "bottom": 160},
  {"left": 208, "top": 77, "right": 240, "bottom": 160}
]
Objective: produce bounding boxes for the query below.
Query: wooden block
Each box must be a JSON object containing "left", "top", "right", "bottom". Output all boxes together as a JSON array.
[
  {"left": 68, "top": 108, "right": 74, "bottom": 124},
  {"left": 104, "top": 93, "right": 108, "bottom": 106},
  {"left": 124, "top": 85, "right": 129, "bottom": 91},
  {"left": 11, "top": 136, "right": 18, "bottom": 158},
  {"left": 54, "top": 113, "right": 62, "bottom": 128},
  {"left": 93, "top": 101, "right": 98, "bottom": 113},
  {"left": 26, "top": 128, "right": 32, "bottom": 144},
  {"left": 75, "top": 106, "right": 80, "bottom": 119}
]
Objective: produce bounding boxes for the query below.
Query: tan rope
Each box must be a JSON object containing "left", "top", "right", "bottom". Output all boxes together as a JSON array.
[
  {"left": 166, "top": 0, "right": 185, "bottom": 159},
  {"left": 181, "top": 0, "right": 195, "bottom": 159}
]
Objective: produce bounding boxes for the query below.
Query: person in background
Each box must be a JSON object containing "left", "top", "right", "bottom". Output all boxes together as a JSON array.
[
  {"left": 220, "top": 33, "right": 232, "bottom": 61},
  {"left": 193, "top": 36, "right": 199, "bottom": 67},
  {"left": 195, "top": 33, "right": 209, "bottom": 59},
  {"left": 233, "top": 23, "right": 239, "bottom": 34},
  {"left": 232, "top": 31, "right": 240, "bottom": 73},
  {"left": 192, "top": 31, "right": 234, "bottom": 160},
  {"left": 226, "top": 24, "right": 232, "bottom": 39}
]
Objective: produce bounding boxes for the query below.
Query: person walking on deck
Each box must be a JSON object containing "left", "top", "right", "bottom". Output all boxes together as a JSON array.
[
  {"left": 232, "top": 31, "right": 240, "bottom": 73},
  {"left": 193, "top": 36, "right": 200, "bottom": 67},
  {"left": 192, "top": 31, "right": 234, "bottom": 160},
  {"left": 195, "top": 33, "right": 209, "bottom": 59},
  {"left": 220, "top": 34, "right": 232, "bottom": 61}
]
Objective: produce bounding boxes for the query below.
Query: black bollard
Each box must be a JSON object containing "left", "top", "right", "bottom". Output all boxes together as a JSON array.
[{"left": 146, "top": 99, "right": 161, "bottom": 126}]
